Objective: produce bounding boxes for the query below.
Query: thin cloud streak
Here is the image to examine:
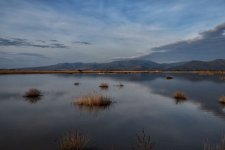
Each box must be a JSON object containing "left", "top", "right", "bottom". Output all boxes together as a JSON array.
[{"left": 0, "top": 37, "right": 68, "bottom": 48}]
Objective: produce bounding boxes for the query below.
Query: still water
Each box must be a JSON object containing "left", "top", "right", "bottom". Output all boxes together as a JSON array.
[{"left": 0, "top": 74, "right": 225, "bottom": 150}]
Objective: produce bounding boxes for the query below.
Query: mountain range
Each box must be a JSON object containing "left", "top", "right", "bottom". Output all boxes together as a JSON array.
[{"left": 24, "top": 59, "right": 225, "bottom": 71}]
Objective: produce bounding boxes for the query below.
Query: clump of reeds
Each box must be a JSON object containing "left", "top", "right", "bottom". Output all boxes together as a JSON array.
[
  {"left": 59, "top": 131, "right": 90, "bottom": 150},
  {"left": 204, "top": 135, "right": 225, "bottom": 150},
  {"left": 219, "top": 96, "right": 225, "bottom": 104},
  {"left": 174, "top": 91, "right": 187, "bottom": 100},
  {"left": 24, "top": 88, "right": 42, "bottom": 98},
  {"left": 132, "top": 129, "right": 154, "bottom": 150},
  {"left": 74, "top": 93, "right": 112, "bottom": 107},
  {"left": 74, "top": 82, "right": 80, "bottom": 86},
  {"left": 99, "top": 83, "right": 109, "bottom": 89},
  {"left": 166, "top": 76, "right": 173, "bottom": 80}
]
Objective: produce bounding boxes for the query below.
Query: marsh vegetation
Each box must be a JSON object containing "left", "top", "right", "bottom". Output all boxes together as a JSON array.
[
  {"left": 74, "top": 93, "right": 112, "bottom": 108},
  {"left": 24, "top": 88, "right": 42, "bottom": 98}
]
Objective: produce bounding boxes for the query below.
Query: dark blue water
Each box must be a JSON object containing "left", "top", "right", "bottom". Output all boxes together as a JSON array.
[{"left": 0, "top": 74, "right": 225, "bottom": 150}]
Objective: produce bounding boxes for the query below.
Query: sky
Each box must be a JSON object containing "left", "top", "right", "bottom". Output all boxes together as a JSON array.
[{"left": 0, "top": 0, "right": 225, "bottom": 68}]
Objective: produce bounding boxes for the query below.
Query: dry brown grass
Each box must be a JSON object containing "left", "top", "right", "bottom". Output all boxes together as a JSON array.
[
  {"left": 59, "top": 131, "right": 90, "bottom": 150},
  {"left": 219, "top": 96, "right": 225, "bottom": 104},
  {"left": 74, "top": 93, "right": 112, "bottom": 108},
  {"left": 99, "top": 83, "right": 109, "bottom": 89},
  {"left": 24, "top": 88, "right": 42, "bottom": 98},
  {"left": 204, "top": 135, "right": 225, "bottom": 150},
  {"left": 174, "top": 91, "right": 187, "bottom": 100},
  {"left": 132, "top": 129, "right": 154, "bottom": 150}
]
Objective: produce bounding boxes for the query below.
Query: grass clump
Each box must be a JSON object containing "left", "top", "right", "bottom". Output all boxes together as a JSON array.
[
  {"left": 59, "top": 131, "right": 90, "bottom": 150},
  {"left": 24, "top": 88, "right": 42, "bottom": 98},
  {"left": 219, "top": 96, "right": 225, "bottom": 104},
  {"left": 99, "top": 83, "right": 109, "bottom": 89},
  {"left": 174, "top": 91, "right": 187, "bottom": 100},
  {"left": 74, "top": 93, "right": 112, "bottom": 107}
]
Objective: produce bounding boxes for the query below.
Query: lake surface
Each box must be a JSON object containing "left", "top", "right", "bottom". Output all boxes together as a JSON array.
[{"left": 0, "top": 74, "right": 225, "bottom": 150}]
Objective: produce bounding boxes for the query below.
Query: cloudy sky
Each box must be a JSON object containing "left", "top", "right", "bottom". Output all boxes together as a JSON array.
[{"left": 0, "top": 0, "right": 225, "bottom": 68}]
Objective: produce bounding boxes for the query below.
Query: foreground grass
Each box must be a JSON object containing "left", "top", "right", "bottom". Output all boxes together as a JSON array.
[
  {"left": 74, "top": 93, "right": 112, "bottom": 107},
  {"left": 132, "top": 129, "right": 154, "bottom": 150},
  {"left": 58, "top": 131, "right": 225, "bottom": 150},
  {"left": 59, "top": 131, "right": 90, "bottom": 150},
  {"left": 204, "top": 135, "right": 225, "bottom": 150}
]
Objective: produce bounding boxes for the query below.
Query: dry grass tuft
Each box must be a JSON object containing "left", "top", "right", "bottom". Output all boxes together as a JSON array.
[
  {"left": 74, "top": 93, "right": 112, "bottom": 108},
  {"left": 132, "top": 129, "right": 154, "bottom": 150},
  {"left": 219, "top": 96, "right": 225, "bottom": 104},
  {"left": 174, "top": 91, "right": 187, "bottom": 100},
  {"left": 99, "top": 83, "right": 109, "bottom": 89},
  {"left": 24, "top": 88, "right": 42, "bottom": 98},
  {"left": 59, "top": 131, "right": 90, "bottom": 150}
]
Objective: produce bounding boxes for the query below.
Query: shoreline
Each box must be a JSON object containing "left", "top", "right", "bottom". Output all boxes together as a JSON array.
[{"left": 0, "top": 70, "right": 225, "bottom": 75}]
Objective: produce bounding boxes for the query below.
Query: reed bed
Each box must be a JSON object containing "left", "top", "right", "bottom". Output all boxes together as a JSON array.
[{"left": 74, "top": 93, "right": 112, "bottom": 107}]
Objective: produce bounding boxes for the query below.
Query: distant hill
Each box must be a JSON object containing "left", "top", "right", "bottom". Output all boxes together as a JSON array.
[
  {"left": 22, "top": 59, "right": 225, "bottom": 71},
  {"left": 170, "top": 59, "right": 225, "bottom": 70}
]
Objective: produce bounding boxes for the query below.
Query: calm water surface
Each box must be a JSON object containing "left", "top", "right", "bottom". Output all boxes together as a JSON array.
[{"left": 0, "top": 74, "right": 225, "bottom": 150}]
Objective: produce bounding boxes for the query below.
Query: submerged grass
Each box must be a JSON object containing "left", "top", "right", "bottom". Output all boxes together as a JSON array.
[
  {"left": 74, "top": 93, "right": 112, "bottom": 108},
  {"left": 59, "top": 131, "right": 90, "bottom": 150}
]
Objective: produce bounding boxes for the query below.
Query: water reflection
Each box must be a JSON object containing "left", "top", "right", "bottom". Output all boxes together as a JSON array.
[
  {"left": 82, "top": 73, "right": 225, "bottom": 118},
  {"left": 74, "top": 104, "right": 112, "bottom": 114},
  {"left": 0, "top": 74, "right": 225, "bottom": 150},
  {"left": 24, "top": 97, "right": 41, "bottom": 104}
]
